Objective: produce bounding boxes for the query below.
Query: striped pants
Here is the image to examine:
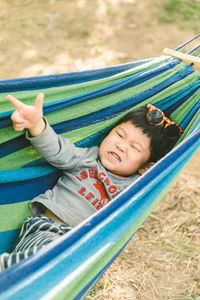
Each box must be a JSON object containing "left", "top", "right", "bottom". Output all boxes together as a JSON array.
[{"left": 0, "top": 214, "right": 73, "bottom": 271}]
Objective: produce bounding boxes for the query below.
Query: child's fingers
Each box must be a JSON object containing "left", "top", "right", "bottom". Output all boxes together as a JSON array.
[
  {"left": 35, "top": 93, "right": 44, "bottom": 110},
  {"left": 11, "top": 111, "right": 29, "bottom": 130},
  {"left": 11, "top": 110, "right": 25, "bottom": 123},
  {"left": 13, "top": 120, "right": 29, "bottom": 131},
  {"left": 14, "top": 124, "right": 24, "bottom": 131},
  {"left": 14, "top": 125, "right": 26, "bottom": 131},
  {"left": 7, "top": 95, "right": 24, "bottom": 110}
]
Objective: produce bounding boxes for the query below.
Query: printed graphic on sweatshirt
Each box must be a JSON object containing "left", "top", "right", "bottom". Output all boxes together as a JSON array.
[{"left": 76, "top": 168, "right": 120, "bottom": 210}]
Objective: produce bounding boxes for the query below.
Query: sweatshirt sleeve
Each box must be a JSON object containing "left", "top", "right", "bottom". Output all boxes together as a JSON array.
[{"left": 26, "top": 118, "right": 94, "bottom": 170}]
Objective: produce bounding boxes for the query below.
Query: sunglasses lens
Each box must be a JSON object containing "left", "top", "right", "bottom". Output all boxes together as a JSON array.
[
  {"left": 165, "top": 124, "right": 180, "bottom": 137},
  {"left": 147, "top": 110, "right": 163, "bottom": 125}
]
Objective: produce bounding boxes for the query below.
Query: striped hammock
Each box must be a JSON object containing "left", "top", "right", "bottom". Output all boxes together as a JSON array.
[{"left": 0, "top": 37, "right": 200, "bottom": 299}]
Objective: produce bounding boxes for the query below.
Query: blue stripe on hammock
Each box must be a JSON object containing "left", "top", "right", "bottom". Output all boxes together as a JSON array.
[
  {"left": 0, "top": 230, "right": 20, "bottom": 253},
  {"left": 192, "top": 117, "right": 200, "bottom": 134},
  {"left": 0, "top": 61, "right": 150, "bottom": 93},
  {"left": 0, "top": 168, "right": 61, "bottom": 204},
  {"left": 35, "top": 60, "right": 180, "bottom": 113},
  {"left": 0, "top": 60, "right": 181, "bottom": 128},
  {"left": 0, "top": 136, "right": 30, "bottom": 158},
  {"left": 0, "top": 130, "right": 199, "bottom": 296},
  {"left": 181, "top": 100, "right": 200, "bottom": 128},
  {"left": 157, "top": 82, "right": 200, "bottom": 113},
  {"left": 0, "top": 165, "right": 58, "bottom": 184},
  {"left": 51, "top": 80, "right": 198, "bottom": 133}
]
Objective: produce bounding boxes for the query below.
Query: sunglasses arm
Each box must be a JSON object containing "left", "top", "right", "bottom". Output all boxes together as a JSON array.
[{"left": 163, "top": 48, "right": 200, "bottom": 74}]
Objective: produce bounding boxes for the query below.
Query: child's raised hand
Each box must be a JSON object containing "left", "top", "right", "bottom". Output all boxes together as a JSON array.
[{"left": 7, "top": 93, "right": 44, "bottom": 132}]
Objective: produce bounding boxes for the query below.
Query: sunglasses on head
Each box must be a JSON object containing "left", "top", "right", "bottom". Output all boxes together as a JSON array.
[{"left": 146, "top": 104, "right": 184, "bottom": 138}]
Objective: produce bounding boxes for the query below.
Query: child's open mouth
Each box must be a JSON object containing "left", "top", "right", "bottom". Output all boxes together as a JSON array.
[{"left": 109, "top": 152, "right": 121, "bottom": 162}]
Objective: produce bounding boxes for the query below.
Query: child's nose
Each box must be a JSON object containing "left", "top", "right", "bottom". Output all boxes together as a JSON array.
[{"left": 117, "top": 142, "right": 127, "bottom": 152}]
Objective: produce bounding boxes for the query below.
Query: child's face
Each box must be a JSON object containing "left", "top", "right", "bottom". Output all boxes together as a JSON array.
[{"left": 99, "top": 121, "right": 151, "bottom": 177}]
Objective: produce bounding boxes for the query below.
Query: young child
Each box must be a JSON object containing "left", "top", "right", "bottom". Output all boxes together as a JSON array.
[{"left": 0, "top": 93, "right": 183, "bottom": 271}]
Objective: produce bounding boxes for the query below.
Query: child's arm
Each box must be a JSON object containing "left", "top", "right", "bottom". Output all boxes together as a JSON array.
[
  {"left": 7, "top": 93, "right": 92, "bottom": 170},
  {"left": 7, "top": 93, "right": 45, "bottom": 136}
]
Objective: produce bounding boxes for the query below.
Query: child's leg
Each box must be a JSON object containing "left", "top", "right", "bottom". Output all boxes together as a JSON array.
[
  {"left": 0, "top": 214, "right": 73, "bottom": 271},
  {"left": 0, "top": 245, "right": 44, "bottom": 271}
]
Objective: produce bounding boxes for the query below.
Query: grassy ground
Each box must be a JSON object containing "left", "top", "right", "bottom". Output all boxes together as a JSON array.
[
  {"left": 0, "top": 0, "right": 200, "bottom": 299},
  {"left": 157, "top": 0, "right": 200, "bottom": 31}
]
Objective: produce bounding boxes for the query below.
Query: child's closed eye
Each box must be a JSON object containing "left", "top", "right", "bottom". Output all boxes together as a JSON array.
[
  {"left": 116, "top": 131, "right": 123, "bottom": 138},
  {"left": 131, "top": 144, "right": 142, "bottom": 152}
]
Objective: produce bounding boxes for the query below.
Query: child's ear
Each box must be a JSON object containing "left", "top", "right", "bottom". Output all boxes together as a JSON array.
[{"left": 138, "top": 162, "right": 155, "bottom": 175}]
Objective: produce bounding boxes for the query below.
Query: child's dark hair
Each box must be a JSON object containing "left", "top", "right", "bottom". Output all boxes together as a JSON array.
[{"left": 117, "top": 107, "right": 178, "bottom": 162}]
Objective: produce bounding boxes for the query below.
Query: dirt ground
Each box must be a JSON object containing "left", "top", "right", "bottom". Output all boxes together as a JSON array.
[{"left": 0, "top": 0, "right": 200, "bottom": 299}]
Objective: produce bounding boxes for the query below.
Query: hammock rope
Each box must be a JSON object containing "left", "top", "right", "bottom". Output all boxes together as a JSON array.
[{"left": 0, "top": 37, "right": 200, "bottom": 300}]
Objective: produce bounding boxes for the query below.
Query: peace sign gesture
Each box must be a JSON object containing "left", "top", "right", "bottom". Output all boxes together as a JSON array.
[{"left": 7, "top": 93, "right": 46, "bottom": 136}]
